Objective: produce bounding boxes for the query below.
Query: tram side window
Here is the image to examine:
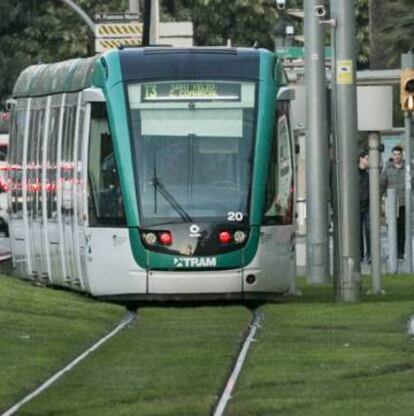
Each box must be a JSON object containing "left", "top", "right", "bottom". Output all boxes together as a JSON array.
[
  {"left": 263, "top": 101, "right": 294, "bottom": 225},
  {"left": 88, "top": 103, "right": 126, "bottom": 227},
  {"left": 47, "top": 105, "right": 60, "bottom": 220},
  {"left": 11, "top": 105, "right": 27, "bottom": 218},
  {"left": 61, "top": 103, "right": 77, "bottom": 213}
]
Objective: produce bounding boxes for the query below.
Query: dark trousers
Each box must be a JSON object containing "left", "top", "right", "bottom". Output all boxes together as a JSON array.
[
  {"left": 360, "top": 210, "right": 371, "bottom": 260},
  {"left": 397, "top": 206, "right": 406, "bottom": 258}
]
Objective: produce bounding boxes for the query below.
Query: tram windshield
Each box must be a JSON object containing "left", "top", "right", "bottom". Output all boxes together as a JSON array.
[{"left": 127, "top": 80, "right": 256, "bottom": 226}]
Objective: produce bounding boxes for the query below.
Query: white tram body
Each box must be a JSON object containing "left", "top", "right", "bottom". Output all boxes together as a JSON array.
[{"left": 8, "top": 48, "right": 297, "bottom": 301}]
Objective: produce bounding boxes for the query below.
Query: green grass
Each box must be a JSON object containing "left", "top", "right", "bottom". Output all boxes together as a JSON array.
[
  {"left": 0, "top": 274, "right": 125, "bottom": 413},
  {"left": 227, "top": 275, "right": 414, "bottom": 416},
  {"left": 18, "top": 306, "right": 251, "bottom": 416},
  {"left": 3, "top": 273, "right": 414, "bottom": 416}
]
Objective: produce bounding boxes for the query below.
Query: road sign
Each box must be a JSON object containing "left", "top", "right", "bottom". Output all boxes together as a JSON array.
[
  {"left": 95, "top": 22, "right": 142, "bottom": 38},
  {"left": 95, "top": 38, "right": 141, "bottom": 52},
  {"left": 95, "top": 13, "right": 142, "bottom": 53},
  {"left": 94, "top": 13, "right": 193, "bottom": 53},
  {"left": 276, "top": 46, "right": 332, "bottom": 60}
]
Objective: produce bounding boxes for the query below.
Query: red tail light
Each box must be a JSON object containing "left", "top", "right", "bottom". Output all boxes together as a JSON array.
[
  {"left": 159, "top": 232, "right": 173, "bottom": 246},
  {"left": 218, "top": 231, "right": 232, "bottom": 244}
]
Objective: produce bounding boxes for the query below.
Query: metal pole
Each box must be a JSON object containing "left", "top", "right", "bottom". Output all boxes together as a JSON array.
[
  {"left": 368, "top": 132, "right": 382, "bottom": 293},
  {"left": 330, "top": 21, "right": 340, "bottom": 287},
  {"left": 149, "top": 0, "right": 160, "bottom": 45},
  {"left": 128, "top": 0, "right": 140, "bottom": 14},
  {"left": 304, "top": 0, "right": 329, "bottom": 283},
  {"left": 142, "top": 0, "right": 151, "bottom": 46},
  {"left": 401, "top": 52, "right": 414, "bottom": 273},
  {"left": 401, "top": 53, "right": 414, "bottom": 273},
  {"left": 386, "top": 188, "right": 398, "bottom": 273},
  {"left": 404, "top": 111, "right": 413, "bottom": 273},
  {"left": 331, "top": 0, "right": 360, "bottom": 302},
  {"left": 60, "top": 0, "right": 95, "bottom": 34}
]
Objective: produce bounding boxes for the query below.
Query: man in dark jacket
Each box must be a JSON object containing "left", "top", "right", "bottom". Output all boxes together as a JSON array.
[
  {"left": 359, "top": 150, "right": 370, "bottom": 263},
  {"left": 380, "top": 145, "right": 405, "bottom": 259}
]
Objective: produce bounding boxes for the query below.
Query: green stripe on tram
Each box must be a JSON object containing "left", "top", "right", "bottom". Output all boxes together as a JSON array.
[
  {"left": 94, "top": 51, "right": 140, "bottom": 228},
  {"left": 95, "top": 49, "right": 282, "bottom": 270}
]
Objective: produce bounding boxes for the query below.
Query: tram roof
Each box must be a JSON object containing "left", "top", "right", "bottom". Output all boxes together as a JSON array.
[{"left": 12, "top": 56, "right": 100, "bottom": 98}]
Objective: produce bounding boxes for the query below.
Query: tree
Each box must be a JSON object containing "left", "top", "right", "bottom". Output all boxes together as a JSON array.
[
  {"left": 379, "top": 0, "right": 414, "bottom": 68},
  {"left": 0, "top": 0, "right": 124, "bottom": 104},
  {"left": 356, "top": 0, "right": 369, "bottom": 69},
  {"left": 368, "top": 0, "right": 387, "bottom": 69}
]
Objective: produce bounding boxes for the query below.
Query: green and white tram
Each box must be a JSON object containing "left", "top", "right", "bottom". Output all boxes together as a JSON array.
[{"left": 8, "top": 47, "right": 296, "bottom": 301}]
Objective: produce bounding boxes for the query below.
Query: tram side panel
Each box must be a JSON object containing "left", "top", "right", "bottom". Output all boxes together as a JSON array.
[
  {"left": 45, "top": 95, "right": 64, "bottom": 284},
  {"left": 8, "top": 98, "right": 29, "bottom": 277},
  {"left": 60, "top": 93, "right": 79, "bottom": 286},
  {"left": 84, "top": 100, "right": 147, "bottom": 297},
  {"left": 244, "top": 99, "right": 296, "bottom": 295},
  {"left": 27, "top": 97, "right": 48, "bottom": 279}
]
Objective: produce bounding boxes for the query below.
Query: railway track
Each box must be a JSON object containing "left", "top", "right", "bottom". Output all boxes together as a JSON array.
[
  {"left": 212, "top": 308, "right": 264, "bottom": 416},
  {"left": 2, "top": 300, "right": 262, "bottom": 416},
  {"left": 1, "top": 310, "right": 137, "bottom": 416}
]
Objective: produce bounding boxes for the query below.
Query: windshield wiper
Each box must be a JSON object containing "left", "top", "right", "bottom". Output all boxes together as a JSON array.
[{"left": 152, "top": 159, "right": 192, "bottom": 223}]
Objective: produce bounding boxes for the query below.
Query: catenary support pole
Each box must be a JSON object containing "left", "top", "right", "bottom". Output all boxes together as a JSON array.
[
  {"left": 129, "top": 0, "right": 140, "bottom": 14},
  {"left": 368, "top": 132, "right": 382, "bottom": 293},
  {"left": 330, "top": 0, "right": 360, "bottom": 302},
  {"left": 330, "top": 19, "right": 340, "bottom": 287},
  {"left": 149, "top": 0, "right": 160, "bottom": 45},
  {"left": 386, "top": 188, "right": 398, "bottom": 273},
  {"left": 404, "top": 111, "right": 412, "bottom": 273},
  {"left": 401, "top": 53, "right": 414, "bottom": 273},
  {"left": 142, "top": 0, "right": 151, "bottom": 46},
  {"left": 304, "top": 0, "right": 330, "bottom": 283}
]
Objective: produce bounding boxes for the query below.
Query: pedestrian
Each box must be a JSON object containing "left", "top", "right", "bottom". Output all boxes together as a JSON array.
[
  {"left": 359, "top": 150, "right": 370, "bottom": 263},
  {"left": 380, "top": 145, "right": 405, "bottom": 259}
]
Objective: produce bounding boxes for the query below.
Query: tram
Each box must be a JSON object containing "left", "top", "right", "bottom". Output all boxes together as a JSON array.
[{"left": 8, "top": 47, "right": 296, "bottom": 301}]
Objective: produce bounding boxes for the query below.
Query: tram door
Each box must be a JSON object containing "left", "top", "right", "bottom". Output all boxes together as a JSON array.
[
  {"left": 9, "top": 99, "right": 30, "bottom": 277},
  {"left": 76, "top": 93, "right": 109, "bottom": 291},
  {"left": 84, "top": 99, "right": 137, "bottom": 295},
  {"left": 73, "top": 96, "right": 88, "bottom": 289},
  {"left": 249, "top": 97, "right": 296, "bottom": 293},
  {"left": 27, "top": 97, "right": 48, "bottom": 278},
  {"left": 59, "top": 93, "right": 78, "bottom": 286},
  {"left": 46, "top": 95, "right": 65, "bottom": 284}
]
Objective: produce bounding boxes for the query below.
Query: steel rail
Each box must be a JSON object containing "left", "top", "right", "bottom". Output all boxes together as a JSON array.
[
  {"left": 1, "top": 311, "right": 137, "bottom": 416},
  {"left": 212, "top": 310, "right": 264, "bottom": 416}
]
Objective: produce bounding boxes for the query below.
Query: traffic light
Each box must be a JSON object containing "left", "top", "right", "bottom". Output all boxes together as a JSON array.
[{"left": 400, "top": 69, "right": 414, "bottom": 111}]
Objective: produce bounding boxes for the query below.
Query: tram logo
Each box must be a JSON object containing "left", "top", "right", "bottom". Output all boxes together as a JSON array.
[
  {"left": 189, "top": 224, "right": 201, "bottom": 237},
  {"left": 174, "top": 257, "right": 216, "bottom": 268}
]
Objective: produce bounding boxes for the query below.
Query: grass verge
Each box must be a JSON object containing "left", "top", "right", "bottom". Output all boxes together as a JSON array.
[
  {"left": 0, "top": 274, "right": 124, "bottom": 412},
  {"left": 228, "top": 275, "right": 414, "bottom": 416},
  {"left": 17, "top": 306, "right": 251, "bottom": 416}
]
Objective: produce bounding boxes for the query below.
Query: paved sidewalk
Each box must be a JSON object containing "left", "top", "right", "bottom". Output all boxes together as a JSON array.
[{"left": 296, "top": 228, "right": 414, "bottom": 276}]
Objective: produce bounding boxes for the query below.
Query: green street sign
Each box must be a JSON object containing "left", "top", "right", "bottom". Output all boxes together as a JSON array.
[{"left": 276, "top": 47, "right": 332, "bottom": 59}]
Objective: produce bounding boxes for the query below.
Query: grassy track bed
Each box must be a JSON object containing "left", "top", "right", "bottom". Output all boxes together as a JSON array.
[
  {"left": 18, "top": 306, "right": 251, "bottom": 415},
  {"left": 0, "top": 274, "right": 125, "bottom": 412},
  {"left": 228, "top": 275, "right": 414, "bottom": 416}
]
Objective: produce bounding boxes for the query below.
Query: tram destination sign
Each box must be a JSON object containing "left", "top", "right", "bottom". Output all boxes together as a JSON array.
[{"left": 141, "top": 81, "right": 241, "bottom": 102}]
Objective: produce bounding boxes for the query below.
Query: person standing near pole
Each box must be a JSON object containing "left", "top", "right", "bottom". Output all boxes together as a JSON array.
[
  {"left": 359, "top": 150, "right": 371, "bottom": 263},
  {"left": 381, "top": 145, "right": 406, "bottom": 259}
]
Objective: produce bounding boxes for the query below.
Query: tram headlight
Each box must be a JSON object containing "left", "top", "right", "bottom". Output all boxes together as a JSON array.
[
  {"left": 144, "top": 232, "right": 157, "bottom": 245},
  {"left": 234, "top": 230, "right": 247, "bottom": 244}
]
